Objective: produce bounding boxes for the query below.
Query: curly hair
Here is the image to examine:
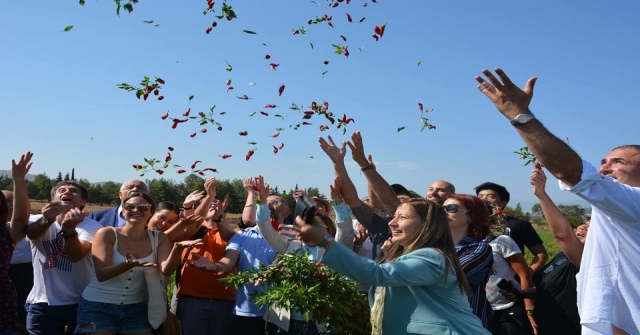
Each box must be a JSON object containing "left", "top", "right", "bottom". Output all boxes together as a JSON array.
[{"left": 448, "top": 194, "right": 490, "bottom": 240}]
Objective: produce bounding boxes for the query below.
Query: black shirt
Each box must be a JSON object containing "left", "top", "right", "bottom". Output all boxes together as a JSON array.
[
  {"left": 533, "top": 252, "right": 581, "bottom": 335},
  {"left": 506, "top": 216, "right": 544, "bottom": 253}
]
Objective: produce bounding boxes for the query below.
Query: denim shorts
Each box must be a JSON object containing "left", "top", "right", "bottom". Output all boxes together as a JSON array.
[{"left": 74, "top": 297, "right": 152, "bottom": 334}]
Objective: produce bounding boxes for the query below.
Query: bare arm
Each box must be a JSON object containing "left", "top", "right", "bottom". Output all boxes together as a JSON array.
[
  {"left": 531, "top": 168, "right": 584, "bottom": 267},
  {"left": 347, "top": 132, "right": 400, "bottom": 212},
  {"left": 187, "top": 249, "right": 240, "bottom": 275},
  {"left": 61, "top": 209, "right": 92, "bottom": 263},
  {"left": 241, "top": 177, "right": 258, "bottom": 226},
  {"left": 158, "top": 233, "right": 202, "bottom": 276},
  {"left": 476, "top": 68, "right": 583, "bottom": 187},
  {"left": 527, "top": 244, "right": 548, "bottom": 273},
  {"left": 9, "top": 152, "right": 33, "bottom": 245},
  {"left": 506, "top": 252, "right": 538, "bottom": 334},
  {"left": 318, "top": 136, "right": 365, "bottom": 210},
  {"left": 92, "top": 228, "right": 148, "bottom": 282},
  {"left": 25, "top": 203, "right": 66, "bottom": 241}
]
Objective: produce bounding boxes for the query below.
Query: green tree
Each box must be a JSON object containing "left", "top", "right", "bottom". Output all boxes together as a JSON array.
[
  {"left": 147, "top": 178, "right": 182, "bottom": 205},
  {"left": 0, "top": 175, "right": 13, "bottom": 191},
  {"left": 505, "top": 202, "right": 529, "bottom": 221},
  {"left": 56, "top": 172, "right": 63, "bottom": 183},
  {"left": 557, "top": 204, "right": 586, "bottom": 228},
  {"left": 100, "top": 181, "right": 121, "bottom": 206},
  {"left": 31, "top": 173, "right": 54, "bottom": 201}
]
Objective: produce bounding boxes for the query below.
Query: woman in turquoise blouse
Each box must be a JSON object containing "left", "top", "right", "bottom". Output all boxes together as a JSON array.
[{"left": 292, "top": 198, "right": 491, "bottom": 335}]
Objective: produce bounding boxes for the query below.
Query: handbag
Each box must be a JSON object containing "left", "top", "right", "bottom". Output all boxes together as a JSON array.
[{"left": 145, "top": 231, "right": 168, "bottom": 329}]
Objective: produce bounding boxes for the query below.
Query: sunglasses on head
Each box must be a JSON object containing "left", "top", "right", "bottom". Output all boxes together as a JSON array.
[
  {"left": 123, "top": 203, "right": 152, "bottom": 212},
  {"left": 268, "top": 200, "right": 283, "bottom": 207},
  {"left": 443, "top": 204, "right": 463, "bottom": 214}
]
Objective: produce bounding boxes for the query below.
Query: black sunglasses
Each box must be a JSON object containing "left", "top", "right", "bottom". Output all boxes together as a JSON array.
[
  {"left": 123, "top": 203, "right": 152, "bottom": 212},
  {"left": 443, "top": 204, "right": 463, "bottom": 213}
]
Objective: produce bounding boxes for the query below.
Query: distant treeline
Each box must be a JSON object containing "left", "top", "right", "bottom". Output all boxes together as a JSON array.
[{"left": 0, "top": 173, "right": 324, "bottom": 214}]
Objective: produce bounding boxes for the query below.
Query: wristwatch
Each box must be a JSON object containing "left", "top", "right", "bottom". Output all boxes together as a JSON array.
[
  {"left": 60, "top": 229, "right": 78, "bottom": 239},
  {"left": 317, "top": 234, "right": 335, "bottom": 248},
  {"left": 510, "top": 113, "right": 536, "bottom": 126},
  {"left": 526, "top": 309, "right": 535, "bottom": 316}
]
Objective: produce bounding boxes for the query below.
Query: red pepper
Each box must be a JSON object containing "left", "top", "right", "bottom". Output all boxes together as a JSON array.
[
  {"left": 293, "top": 29, "right": 299, "bottom": 35},
  {"left": 323, "top": 60, "right": 329, "bottom": 65},
  {"left": 226, "top": 79, "right": 231, "bottom": 86},
  {"left": 172, "top": 118, "right": 188, "bottom": 123},
  {"left": 271, "top": 132, "right": 280, "bottom": 138},
  {"left": 323, "top": 101, "right": 329, "bottom": 109},
  {"left": 189, "top": 132, "right": 197, "bottom": 138},
  {"left": 156, "top": 169, "right": 165, "bottom": 175},
  {"left": 379, "top": 24, "right": 386, "bottom": 37},
  {"left": 202, "top": 167, "right": 218, "bottom": 173},
  {"left": 132, "top": 164, "right": 143, "bottom": 169},
  {"left": 156, "top": 78, "right": 165, "bottom": 85},
  {"left": 153, "top": 89, "right": 159, "bottom": 96},
  {"left": 264, "top": 104, "right": 277, "bottom": 108},
  {"left": 143, "top": 93, "right": 149, "bottom": 101},
  {"left": 171, "top": 121, "right": 178, "bottom": 129},
  {"left": 167, "top": 146, "right": 174, "bottom": 151},
  {"left": 332, "top": 2, "right": 338, "bottom": 7},
  {"left": 302, "top": 121, "right": 312, "bottom": 125},
  {"left": 212, "top": 21, "right": 217, "bottom": 27},
  {"left": 198, "top": 171, "right": 205, "bottom": 176},
  {"left": 269, "top": 63, "right": 280, "bottom": 71},
  {"left": 273, "top": 145, "right": 279, "bottom": 154},
  {"left": 226, "top": 86, "right": 234, "bottom": 93},
  {"left": 372, "top": 34, "right": 379, "bottom": 41},
  {"left": 418, "top": 103, "right": 424, "bottom": 111},
  {"left": 246, "top": 149, "right": 255, "bottom": 161},
  {"left": 201, "top": 128, "right": 207, "bottom": 133},
  {"left": 205, "top": 27, "right": 212, "bottom": 34},
  {"left": 165, "top": 154, "right": 171, "bottom": 163},
  {"left": 160, "top": 112, "right": 169, "bottom": 120},
  {"left": 343, "top": 46, "right": 349, "bottom": 58},
  {"left": 278, "top": 84, "right": 285, "bottom": 96},
  {"left": 429, "top": 125, "right": 436, "bottom": 130},
  {"left": 260, "top": 111, "right": 269, "bottom": 116},
  {"left": 265, "top": 54, "right": 271, "bottom": 59},
  {"left": 177, "top": 169, "right": 186, "bottom": 174},
  {"left": 198, "top": 111, "right": 206, "bottom": 117},
  {"left": 250, "top": 185, "right": 259, "bottom": 191},
  {"left": 237, "top": 95, "right": 249, "bottom": 100},
  {"left": 157, "top": 95, "right": 164, "bottom": 101},
  {"left": 304, "top": 111, "right": 314, "bottom": 115},
  {"left": 307, "top": 19, "right": 313, "bottom": 24},
  {"left": 183, "top": 108, "right": 191, "bottom": 117},
  {"left": 279, "top": 143, "right": 285, "bottom": 149},
  {"left": 346, "top": 13, "right": 352, "bottom": 22},
  {"left": 191, "top": 160, "right": 201, "bottom": 169},
  {"left": 535, "top": 162, "right": 542, "bottom": 169},
  {"left": 220, "top": 154, "right": 232, "bottom": 159},
  {"left": 327, "top": 22, "right": 334, "bottom": 28},
  {"left": 238, "top": 131, "right": 248, "bottom": 136},
  {"left": 359, "top": 17, "right": 366, "bottom": 22}
]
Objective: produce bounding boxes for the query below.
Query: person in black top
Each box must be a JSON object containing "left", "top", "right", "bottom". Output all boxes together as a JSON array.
[{"left": 475, "top": 182, "right": 548, "bottom": 272}]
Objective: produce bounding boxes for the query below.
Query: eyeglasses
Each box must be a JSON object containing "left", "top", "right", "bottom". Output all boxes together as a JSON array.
[
  {"left": 443, "top": 204, "right": 463, "bottom": 214},
  {"left": 123, "top": 203, "right": 152, "bottom": 212},
  {"left": 268, "top": 200, "right": 283, "bottom": 207}
]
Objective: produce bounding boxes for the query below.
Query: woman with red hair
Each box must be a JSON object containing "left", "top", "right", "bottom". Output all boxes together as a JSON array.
[{"left": 443, "top": 194, "right": 494, "bottom": 331}]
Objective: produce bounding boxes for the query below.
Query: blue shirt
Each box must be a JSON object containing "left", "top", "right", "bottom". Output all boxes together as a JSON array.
[{"left": 226, "top": 227, "right": 278, "bottom": 316}]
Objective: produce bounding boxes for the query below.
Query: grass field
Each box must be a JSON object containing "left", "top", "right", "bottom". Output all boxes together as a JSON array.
[{"left": 524, "top": 230, "right": 561, "bottom": 265}]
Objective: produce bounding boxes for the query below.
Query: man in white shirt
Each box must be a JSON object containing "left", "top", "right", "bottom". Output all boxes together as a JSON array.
[
  {"left": 476, "top": 68, "right": 639, "bottom": 335},
  {"left": 13, "top": 181, "right": 101, "bottom": 335}
]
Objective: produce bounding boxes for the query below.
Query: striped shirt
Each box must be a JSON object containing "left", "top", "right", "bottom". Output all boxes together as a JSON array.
[{"left": 456, "top": 235, "right": 494, "bottom": 330}]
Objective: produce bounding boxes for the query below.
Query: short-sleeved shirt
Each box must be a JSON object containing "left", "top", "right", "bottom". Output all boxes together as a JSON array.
[
  {"left": 533, "top": 252, "right": 580, "bottom": 335},
  {"left": 505, "top": 216, "right": 543, "bottom": 254},
  {"left": 27, "top": 216, "right": 102, "bottom": 305},
  {"left": 226, "top": 227, "right": 277, "bottom": 317},
  {"left": 485, "top": 235, "right": 522, "bottom": 311}
]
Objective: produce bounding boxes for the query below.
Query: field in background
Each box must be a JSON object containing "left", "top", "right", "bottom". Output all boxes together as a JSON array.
[{"left": 524, "top": 230, "right": 561, "bottom": 264}]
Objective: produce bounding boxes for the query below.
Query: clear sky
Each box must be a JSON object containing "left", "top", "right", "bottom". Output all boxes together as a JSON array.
[{"left": 2, "top": 0, "right": 639, "bottom": 210}]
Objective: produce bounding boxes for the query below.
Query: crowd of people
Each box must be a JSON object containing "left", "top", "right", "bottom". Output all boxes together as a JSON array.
[{"left": 1, "top": 68, "right": 638, "bottom": 335}]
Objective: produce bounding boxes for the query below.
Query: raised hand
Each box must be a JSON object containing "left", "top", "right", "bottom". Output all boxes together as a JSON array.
[
  {"left": 125, "top": 251, "right": 158, "bottom": 268},
  {"left": 40, "top": 202, "right": 66, "bottom": 223},
  {"left": 353, "top": 223, "right": 369, "bottom": 247},
  {"left": 254, "top": 175, "right": 270, "bottom": 204},
  {"left": 242, "top": 176, "right": 256, "bottom": 193},
  {"left": 12, "top": 152, "right": 33, "bottom": 181},
  {"left": 204, "top": 177, "right": 217, "bottom": 198},
  {"left": 174, "top": 239, "right": 204, "bottom": 250},
  {"left": 61, "top": 207, "right": 85, "bottom": 230},
  {"left": 347, "top": 131, "right": 369, "bottom": 167},
  {"left": 475, "top": 68, "right": 537, "bottom": 120},
  {"left": 207, "top": 199, "right": 227, "bottom": 220},
  {"left": 530, "top": 168, "right": 548, "bottom": 199},
  {"left": 185, "top": 253, "right": 215, "bottom": 271},
  {"left": 183, "top": 190, "right": 205, "bottom": 209},
  {"left": 380, "top": 238, "right": 394, "bottom": 253},
  {"left": 319, "top": 135, "right": 347, "bottom": 163},
  {"left": 329, "top": 176, "right": 343, "bottom": 204}
]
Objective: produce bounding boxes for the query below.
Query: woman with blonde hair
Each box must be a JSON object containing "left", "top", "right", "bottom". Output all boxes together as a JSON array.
[{"left": 293, "top": 198, "right": 490, "bottom": 335}]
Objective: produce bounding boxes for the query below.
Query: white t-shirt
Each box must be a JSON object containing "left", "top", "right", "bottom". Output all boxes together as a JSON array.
[
  {"left": 485, "top": 235, "right": 522, "bottom": 311},
  {"left": 27, "top": 215, "right": 102, "bottom": 305},
  {"left": 9, "top": 215, "right": 40, "bottom": 264},
  {"left": 560, "top": 160, "right": 640, "bottom": 335}
]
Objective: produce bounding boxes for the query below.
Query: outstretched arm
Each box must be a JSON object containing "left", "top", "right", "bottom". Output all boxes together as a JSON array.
[
  {"left": 476, "top": 68, "right": 582, "bottom": 187},
  {"left": 9, "top": 152, "right": 33, "bottom": 245},
  {"left": 531, "top": 168, "right": 584, "bottom": 267}
]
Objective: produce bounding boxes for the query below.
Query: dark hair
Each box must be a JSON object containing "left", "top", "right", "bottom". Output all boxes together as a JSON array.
[
  {"left": 122, "top": 192, "right": 155, "bottom": 213},
  {"left": 381, "top": 199, "right": 471, "bottom": 295},
  {"left": 0, "top": 192, "right": 8, "bottom": 226},
  {"left": 155, "top": 201, "right": 180, "bottom": 216},
  {"left": 449, "top": 194, "right": 490, "bottom": 240},
  {"left": 612, "top": 144, "right": 640, "bottom": 153},
  {"left": 474, "top": 182, "right": 510, "bottom": 204},
  {"left": 391, "top": 184, "right": 412, "bottom": 197}
]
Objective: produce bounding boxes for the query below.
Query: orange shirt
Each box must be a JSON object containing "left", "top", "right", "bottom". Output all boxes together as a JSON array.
[{"left": 177, "top": 228, "right": 236, "bottom": 301}]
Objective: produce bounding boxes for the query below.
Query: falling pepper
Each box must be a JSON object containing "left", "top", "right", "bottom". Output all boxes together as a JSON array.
[
  {"left": 265, "top": 54, "right": 271, "bottom": 59},
  {"left": 160, "top": 112, "right": 169, "bottom": 120},
  {"left": 246, "top": 149, "right": 255, "bottom": 161},
  {"left": 183, "top": 108, "right": 191, "bottom": 117},
  {"left": 271, "top": 132, "right": 280, "bottom": 138},
  {"left": 167, "top": 146, "right": 174, "bottom": 151},
  {"left": 226, "top": 86, "right": 234, "bottom": 93},
  {"left": 165, "top": 154, "right": 171, "bottom": 163},
  {"left": 156, "top": 78, "right": 165, "bottom": 85},
  {"left": 238, "top": 131, "right": 248, "bottom": 136},
  {"left": 191, "top": 160, "right": 202, "bottom": 169},
  {"left": 220, "top": 154, "right": 232, "bottom": 159},
  {"left": 189, "top": 132, "right": 197, "bottom": 138},
  {"left": 177, "top": 169, "right": 186, "bottom": 174},
  {"left": 269, "top": 63, "right": 280, "bottom": 71},
  {"left": 264, "top": 104, "right": 277, "bottom": 108},
  {"left": 535, "top": 162, "right": 542, "bottom": 169},
  {"left": 157, "top": 96, "right": 164, "bottom": 101},
  {"left": 343, "top": 46, "right": 349, "bottom": 58},
  {"left": 201, "top": 128, "right": 207, "bottom": 133},
  {"left": 272, "top": 145, "right": 279, "bottom": 154},
  {"left": 226, "top": 79, "right": 231, "bottom": 86},
  {"left": 279, "top": 143, "right": 285, "bottom": 149},
  {"left": 346, "top": 13, "right": 352, "bottom": 22},
  {"left": 202, "top": 167, "right": 218, "bottom": 173},
  {"left": 156, "top": 169, "right": 165, "bottom": 175},
  {"left": 260, "top": 111, "right": 269, "bottom": 116},
  {"left": 359, "top": 17, "right": 366, "bottom": 23},
  {"left": 278, "top": 84, "right": 285, "bottom": 96},
  {"left": 418, "top": 103, "right": 424, "bottom": 111}
]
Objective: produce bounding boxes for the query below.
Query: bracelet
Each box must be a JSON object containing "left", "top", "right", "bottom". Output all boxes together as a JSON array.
[
  {"left": 360, "top": 165, "right": 374, "bottom": 171},
  {"left": 182, "top": 204, "right": 194, "bottom": 210},
  {"left": 245, "top": 204, "right": 255, "bottom": 208},
  {"left": 60, "top": 229, "right": 78, "bottom": 239},
  {"left": 213, "top": 216, "right": 224, "bottom": 223}
]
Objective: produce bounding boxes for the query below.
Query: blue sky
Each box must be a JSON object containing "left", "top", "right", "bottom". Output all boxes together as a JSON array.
[{"left": 2, "top": 0, "right": 639, "bottom": 210}]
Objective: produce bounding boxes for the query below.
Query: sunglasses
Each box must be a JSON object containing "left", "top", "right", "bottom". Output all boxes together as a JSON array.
[
  {"left": 268, "top": 200, "right": 283, "bottom": 207},
  {"left": 443, "top": 204, "right": 464, "bottom": 214},
  {"left": 123, "top": 203, "right": 152, "bottom": 212}
]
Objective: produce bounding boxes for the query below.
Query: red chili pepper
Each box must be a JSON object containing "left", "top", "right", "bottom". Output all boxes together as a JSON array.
[
  {"left": 323, "top": 60, "right": 329, "bottom": 65},
  {"left": 332, "top": 2, "right": 338, "bottom": 7},
  {"left": 319, "top": 125, "right": 329, "bottom": 131},
  {"left": 271, "top": 132, "right": 280, "bottom": 138},
  {"left": 327, "top": 22, "right": 334, "bottom": 28},
  {"left": 372, "top": 34, "right": 379, "bottom": 41},
  {"left": 165, "top": 154, "right": 171, "bottom": 163},
  {"left": 279, "top": 143, "right": 285, "bottom": 149},
  {"left": 250, "top": 185, "right": 259, "bottom": 191},
  {"left": 226, "top": 79, "right": 231, "bottom": 86},
  {"left": 535, "top": 162, "right": 542, "bottom": 169},
  {"left": 189, "top": 132, "right": 197, "bottom": 138},
  {"left": 311, "top": 101, "right": 317, "bottom": 109},
  {"left": 346, "top": 13, "right": 352, "bottom": 22},
  {"left": 160, "top": 112, "right": 169, "bottom": 120},
  {"left": 273, "top": 145, "right": 279, "bottom": 154},
  {"left": 293, "top": 29, "right": 299, "bottom": 35},
  {"left": 220, "top": 154, "right": 232, "bottom": 159},
  {"left": 269, "top": 63, "right": 280, "bottom": 71},
  {"left": 341, "top": 114, "right": 354, "bottom": 124},
  {"left": 157, "top": 96, "right": 164, "bottom": 101},
  {"left": 265, "top": 54, "right": 271, "bottom": 59},
  {"left": 156, "top": 78, "right": 165, "bottom": 85},
  {"left": 201, "top": 128, "right": 207, "bottom": 133},
  {"left": 418, "top": 103, "right": 424, "bottom": 111},
  {"left": 379, "top": 24, "right": 386, "bottom": 37},
  {"left": 323, "top": 101, "right": 329, "bottom": 109},
  {"left": 155, "top": 169, "right": 165, "bottom": 175},
  {"left": 429, "top": 125, "right": 436, "bottom": 130},
  {"left": 237, "top": 95, "right": 249, "bottom": 100},
  {"left": 343, "top": 46, "right": 349, "bottom": 58},
  {"left": 172, "top": 118, "right": 188, "bottom": 123},
  {"left": 307, "top": 19, "right": 313, "bottom": 24},
  {"left": 264, "top": 104, "right": 277, "bottom": 108},
  {"left": 183, "top": 108, "right": 191, "bottom": 117},
  {"left": 143, "top": 93, "right": 149, "bottom": 101},
  {"left": 198, "top": 111, "right": 206, "bottom": 117},
  {"left": 191, "top": 160, "right": 201, "bottom": 169},
  {"left": 359, "top": 17, "right": 366, "bottom": 22},
  {"left": 226, "top": 86, "right": 234, "bottom": 92},
  {"left": 278, "top": 84, "right": 285, "bottom": 96},
  {"left": 167, "top": 146, "right": 174, "bottom": 151},
  {"left": 363, "top": 2, "right": 368, "bottom": 7},
  {"left": 260, "top": 111, "right": 269, "bottom": 116},
  {"left": 212, "top": 21, "right": 217, "bottom": 27},
  {"left": 302, "top": 121, "right": 312, "bottom": 125},
  {"left": 171, "top": 121, "right": 178, "bottom": 129},
  {"left": 238, "top": 131, "right": 248, "bottom": 136},
  {"left": 132, "top": 164, "right": 143, "bottom": 169},
  {"left": 217, "top": 125, "right": 222, "bottom": 131},
  {"left": 198, "top": 171, "right": 205, "bottom": 176},
  {"left": 304, "top": 111, "right": 314, "bottom": 115},
  {"left": 153, "top": 89, "right": 159, "bottom": 96},
  {"left": 205, "top": 27, "right": 212, "bottom": 34},
  {"left": 246, "top": 149, "right": 255, "bottom": 161},
  {"left": 202, "top": 167, "right": 218, "bottom": 173},
  {"left": 177, "top": 169, "right": 186, "bottom": 174}
]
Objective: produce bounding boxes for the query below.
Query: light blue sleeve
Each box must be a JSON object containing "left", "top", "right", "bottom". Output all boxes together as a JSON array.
[
  {"left": 560, "top": 160, "right": 640, "bottom": 224},
  {"left": 256, "top": 203, "right": 271, "bottom": 223},
  {"left": 332, "top": 202, "right": 352, "bottom": 223},
  {"left": 321, "top": 242, "right": 447, "bottom": 287},
  {"left": 226, "top": 231, "right": 245, "bottom": 251}
]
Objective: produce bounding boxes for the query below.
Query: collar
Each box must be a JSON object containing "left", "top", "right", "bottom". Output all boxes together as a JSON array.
[{"left": 456, "top": 235, "right": 481, "bottom": 248}]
